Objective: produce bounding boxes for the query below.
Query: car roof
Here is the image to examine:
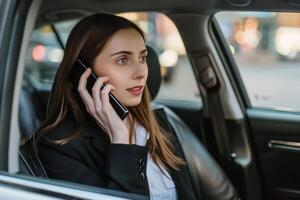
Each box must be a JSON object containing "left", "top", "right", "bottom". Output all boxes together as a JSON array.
[{"left": 36, "top": 0, "right": 300, "bottom": 27}]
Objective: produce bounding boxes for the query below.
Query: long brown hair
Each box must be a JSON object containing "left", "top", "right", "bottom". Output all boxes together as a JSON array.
[{"left": 35, "top": 13, "right": 184, "bottom": 170}]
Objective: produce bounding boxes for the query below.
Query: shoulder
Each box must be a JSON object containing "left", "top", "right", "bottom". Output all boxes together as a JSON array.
[
  {"left": 38, "top": 113, "right": 106, "bottom": 142},
  {"left": 36, "top": 118, "right": 81, "bottom": 159},
  {"left": 37, "top": 114, "right": 108, "bottom": 155},
  {"left": 41, "top": 117, "right": 77, "bottom": 141},
  {"left": 36, "top": 116, "right": 92, "bottom": 152}
]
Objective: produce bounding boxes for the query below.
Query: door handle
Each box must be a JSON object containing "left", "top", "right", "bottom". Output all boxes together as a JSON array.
[{"left": 268, "top": 140, "right": 300, "bottom": 152}]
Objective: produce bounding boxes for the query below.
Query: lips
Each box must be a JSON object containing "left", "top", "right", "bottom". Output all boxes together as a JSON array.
[
  {"left": 127, "top": 85, "right": 143, "bottom": 91},
  {"left": 126, "top": 85, "right": 144, "bottom": 96}
]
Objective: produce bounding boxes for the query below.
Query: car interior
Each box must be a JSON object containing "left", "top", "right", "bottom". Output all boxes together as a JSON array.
[{"left": 2, "top": 0, "right": 300, "bottom": 199}]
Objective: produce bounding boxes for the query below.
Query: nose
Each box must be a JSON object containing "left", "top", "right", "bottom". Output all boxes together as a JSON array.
[{"left": 133, "top": 62, "right": 148, "bottom": 81}]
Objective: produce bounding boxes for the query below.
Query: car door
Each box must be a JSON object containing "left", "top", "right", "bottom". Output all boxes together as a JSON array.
[
  {"left": 0, "top": 171, "right": 149, "bottom": 200},
  {"left": 214, "top": 10, "right": 300, "bottom": 200}
]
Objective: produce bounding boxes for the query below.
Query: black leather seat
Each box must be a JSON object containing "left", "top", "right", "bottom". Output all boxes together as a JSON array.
[{"left": 19, "top": 46, "right": 239, "bottom": 200}]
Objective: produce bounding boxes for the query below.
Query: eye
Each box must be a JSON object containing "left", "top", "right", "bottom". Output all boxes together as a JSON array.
[
  {"left": 116, "top": 56, "right": 128, "bottom": 65},
  {"left": 140, "top": 55, "right": 147, "bottom": 63}
]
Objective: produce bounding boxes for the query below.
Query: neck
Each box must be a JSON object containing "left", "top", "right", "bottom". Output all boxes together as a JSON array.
[{"left": 124, "top": 113, "right": 137, "bottom": 144}]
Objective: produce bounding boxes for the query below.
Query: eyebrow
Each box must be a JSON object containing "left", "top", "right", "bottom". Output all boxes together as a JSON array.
[{"left": 110, "top": 49, "right": 147, "bottom": 57}]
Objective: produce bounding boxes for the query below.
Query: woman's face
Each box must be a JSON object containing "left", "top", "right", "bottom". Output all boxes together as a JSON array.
[{"left": 92, "top": 28, "right": 148, "bottom": 107}]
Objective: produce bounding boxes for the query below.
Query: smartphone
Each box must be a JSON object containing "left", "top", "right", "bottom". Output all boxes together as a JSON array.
[{"left": 71, "top": 59, "right": 128, "bottom": 120}]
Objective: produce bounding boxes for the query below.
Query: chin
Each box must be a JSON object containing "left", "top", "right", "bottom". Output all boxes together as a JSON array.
[{"left": 123, "top": 97, "right": 142, "bottom": 107}]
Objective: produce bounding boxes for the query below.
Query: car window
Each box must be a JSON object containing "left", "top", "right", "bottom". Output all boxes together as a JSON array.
[
  {"left": 118, "top": 12, "right": 201, "bottom": 102},
  {"left": 215, "top": 11, "right": 300, "bottom": 112},
  {"left": 24, "top": 20, "right": 78, "bottom": 90},
  {"left": 25, "top": 25, "right": 61, "bottom": 90},
  {"left": 54, "top": 19, "right": 79, "bottom": 46}
]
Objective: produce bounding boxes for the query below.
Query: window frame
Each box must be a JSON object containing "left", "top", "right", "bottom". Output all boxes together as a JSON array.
[{"left": 210, "top": 15, "right": 251, "bottom": 110}]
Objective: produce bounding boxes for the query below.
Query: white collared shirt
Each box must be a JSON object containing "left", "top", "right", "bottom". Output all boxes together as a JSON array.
[{"left": 135, "top": 123, "right": 178, "bottom": 200}]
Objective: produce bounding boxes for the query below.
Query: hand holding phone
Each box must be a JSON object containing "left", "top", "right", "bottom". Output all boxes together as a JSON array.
[
  {"left": 71, "top": 59, "right": 128, "bottom": 120},
  {"left": 71, "top": 59, "right": 131, "bottom": 143}
]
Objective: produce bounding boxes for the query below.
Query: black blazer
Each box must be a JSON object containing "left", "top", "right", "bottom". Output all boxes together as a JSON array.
[{"left": 37, "top": 108, "right": 197, "bottom": 200}]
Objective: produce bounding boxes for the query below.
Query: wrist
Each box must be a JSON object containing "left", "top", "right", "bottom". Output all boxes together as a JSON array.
[
  {"left": 111, "top": 138, "right": 129, "bottom": 144},
  {"left": 111, "top": 131, "right": 130, "bottom": 144}
]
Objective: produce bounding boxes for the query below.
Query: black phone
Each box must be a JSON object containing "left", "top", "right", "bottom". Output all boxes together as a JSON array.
[{"left": 71, "top": 59, "right": 128, "bottom": 120}]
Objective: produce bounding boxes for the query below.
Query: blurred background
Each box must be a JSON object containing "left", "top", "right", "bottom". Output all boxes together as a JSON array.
[{"left": 216, "top": 12, "right": 300, "bottom": 112}]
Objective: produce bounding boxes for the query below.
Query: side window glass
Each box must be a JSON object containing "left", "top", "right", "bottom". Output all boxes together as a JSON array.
[
  {"left": 24, "top": 20, "right": 78, "bottom": 90},
  {"left": 54, "top": 19, "right": 79, "bottom": 46},
  {"left": 215, "top": 12, "right": 300, "bottom": 112},
  {"left": 25, "top": 25, "right": 63, "bottom": 89},
  {"left": 118, "top": 12, "right": 201, "bottom": 102}
]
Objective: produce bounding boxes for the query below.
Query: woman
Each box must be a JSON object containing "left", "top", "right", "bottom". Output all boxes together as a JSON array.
[{"left": 36, "top": 13, "right": 196, "bottom": 199}]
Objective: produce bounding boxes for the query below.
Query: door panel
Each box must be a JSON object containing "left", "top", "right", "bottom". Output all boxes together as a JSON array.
[{"left": 247, "top": 109, "right": 300, "bottom": 200}]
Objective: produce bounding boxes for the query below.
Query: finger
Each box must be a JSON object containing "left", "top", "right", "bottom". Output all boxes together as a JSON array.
[
  {"left": 100, "top": 84, "right": 116, "bottom": 114},
  {"left": 77, "top": 68, "right": 92, "bottom": 99},
  {"left": 77, "top": 68, "right": 95, "bottom": 113},
  {"left": 92, "top": 76, "right": 109, "bottom": 114},
  {"left": 80, "top": 92, "right": 95, "bottom": 115},
  {"left": 78, "top": 68, "right": 91, "bottom": 93}
]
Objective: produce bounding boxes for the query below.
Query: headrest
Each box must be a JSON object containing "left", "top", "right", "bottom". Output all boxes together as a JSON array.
[{"left": 146, "top": 45, "right": 162, "bottom": 100}]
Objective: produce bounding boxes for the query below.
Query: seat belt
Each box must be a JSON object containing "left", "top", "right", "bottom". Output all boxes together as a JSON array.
[
  {"left": 207, "top": 91, "right": 235, "bottom": 162},
  {"left": 191, "top": 52, "right": 234, "bottom": 163}
]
